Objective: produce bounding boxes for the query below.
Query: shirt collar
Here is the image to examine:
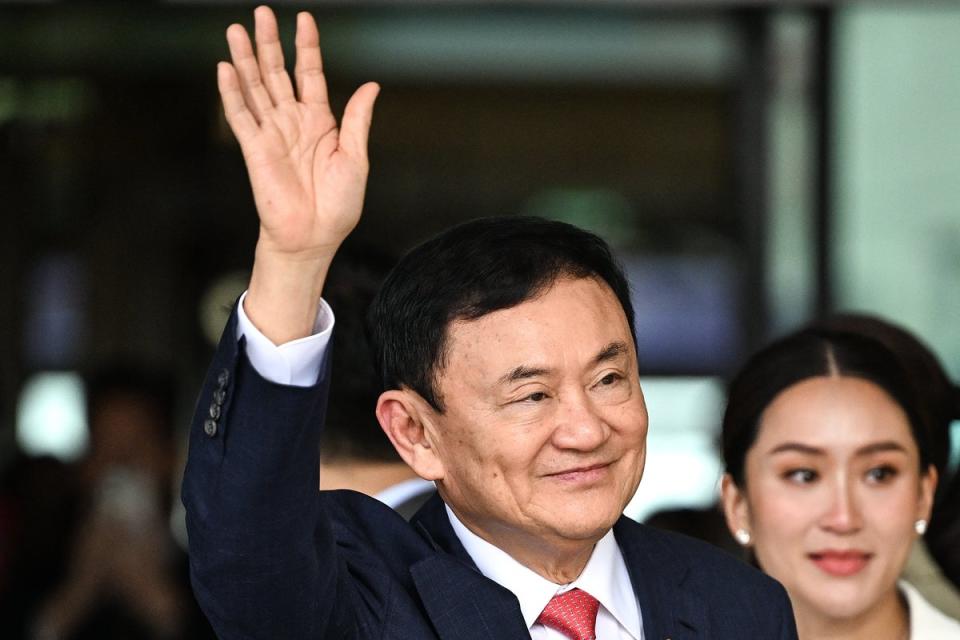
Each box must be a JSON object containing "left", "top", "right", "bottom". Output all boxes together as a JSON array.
[
  {"left": 572, "top": 527, "right": 642, "bottom": 637},
  {"left": 445, "top": 505, "right": 642, "bottom": 637}
]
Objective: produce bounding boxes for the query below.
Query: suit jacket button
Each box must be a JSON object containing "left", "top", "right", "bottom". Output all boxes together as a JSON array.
[
  {"left": 209, "top": 403, "right": 221, "bottom": 420},
  {"left": 217, "top": 368, "right": 230, "bottom": 387},
  {"left": 204, "top": 419, "right": 218, "bottom": 437},
  {"left": 213, "top": 389, "right": 226, "bottom": 405}
]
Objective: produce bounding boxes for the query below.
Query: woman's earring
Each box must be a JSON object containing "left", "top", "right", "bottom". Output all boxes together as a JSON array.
[
  {"left": 915, "top": 519, "right": 928, "bottom": 535},
  {"left": 734, "top": 528, "right": 752, "bottom": 545}
]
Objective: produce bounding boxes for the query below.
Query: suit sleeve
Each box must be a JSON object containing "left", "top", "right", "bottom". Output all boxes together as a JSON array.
[
  {"left": 181, "top": 309, "right": 356, "bottom": 638},
  {"left": 774, "top": 580, "right": 800, "bottom": 640}
]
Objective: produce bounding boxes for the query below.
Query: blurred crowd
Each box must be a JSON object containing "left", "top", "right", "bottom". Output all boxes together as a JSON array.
[{"left": 0, "top": 367, "right": 214, "bottom": 639}]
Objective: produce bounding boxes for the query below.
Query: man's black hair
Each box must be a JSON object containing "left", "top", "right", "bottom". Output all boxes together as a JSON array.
[{"left": 367, "top": 215, "right": 636, "bottom": 412}]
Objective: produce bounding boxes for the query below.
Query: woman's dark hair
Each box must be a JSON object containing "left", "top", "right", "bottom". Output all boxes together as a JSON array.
[{"left": 721, "top": 326, "right": 935, "bottom": 489}]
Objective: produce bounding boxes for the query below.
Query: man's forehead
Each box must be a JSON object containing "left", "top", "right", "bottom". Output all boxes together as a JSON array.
[
  {"left": 441, "top": 279, "right": 634, "bottom": 368},
  {"left": 449, "top": 276, "right": 622, "bottom": 325}
]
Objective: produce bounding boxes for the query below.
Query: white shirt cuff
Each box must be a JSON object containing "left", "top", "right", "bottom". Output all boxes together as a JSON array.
[{"left": 235, "top": 290, "right": 334, "bottom": 387}]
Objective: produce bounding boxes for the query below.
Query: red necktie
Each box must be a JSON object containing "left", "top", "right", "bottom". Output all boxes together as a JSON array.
[{"left": 536, "top": 588, "right": 600, "bottom": 640}]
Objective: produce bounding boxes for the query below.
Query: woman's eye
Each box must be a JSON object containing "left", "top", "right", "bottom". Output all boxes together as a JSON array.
[
  {"left": 866, "top": 466, "right": 898, "bottom": 483},
  {"left": 785, "top": 469, "right": 818, "bottom": 484}
]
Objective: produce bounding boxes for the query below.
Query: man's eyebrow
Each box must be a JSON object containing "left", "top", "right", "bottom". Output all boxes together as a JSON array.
[
  {"left": 497, "top": 343, "right": 629, "bottom": 385},
  {"left": 594, "top": 342, "right": 629, "bottom": 364},
  {"left": 499, "top": 365, "right": 551, "bottom": 385}
]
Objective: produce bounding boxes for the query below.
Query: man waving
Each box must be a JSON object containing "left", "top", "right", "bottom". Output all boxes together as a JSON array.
[{"left": 182, "top": 7, "right": 798, "bottom": 639}]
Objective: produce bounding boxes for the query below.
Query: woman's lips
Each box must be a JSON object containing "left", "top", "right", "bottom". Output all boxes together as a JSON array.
[{"left": 808, "top": 550, "right": 872, "bottom": 577}]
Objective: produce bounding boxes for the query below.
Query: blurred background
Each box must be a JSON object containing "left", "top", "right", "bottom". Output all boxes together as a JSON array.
[{"left": 1, "top": 0, "right": 959, "bottom": 637}]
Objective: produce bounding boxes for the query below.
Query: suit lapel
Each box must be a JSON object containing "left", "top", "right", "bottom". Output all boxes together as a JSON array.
[
  {"left": 614, "top": 517, "right": 707, "bottom": 639},
  {"left": 409, "top": 498, "right": 709, "bottom": 639},
  {"left": 409, "top": 495, "right": 530, "bottom": 640}
]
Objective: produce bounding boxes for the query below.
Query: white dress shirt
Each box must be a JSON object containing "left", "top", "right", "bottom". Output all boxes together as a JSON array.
[
  {"left": 236, "top": 291, "right": 333, "bottom": 387},
  {"left": 447, "top": 506, "right": 643, "bottom": 639},
  {"left": 237, "top": 293, "right": 644, "bottom": 639}
]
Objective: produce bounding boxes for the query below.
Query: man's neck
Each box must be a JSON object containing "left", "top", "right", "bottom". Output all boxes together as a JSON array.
[
  {"left": 445, "top": 504, "right": 597, "bottom": 584},
  {"left": 319, "top": 459, "right": 420, "bottom": 496},
  {"left": 444, "top": 504, "right": 643, "bottom": 638}
]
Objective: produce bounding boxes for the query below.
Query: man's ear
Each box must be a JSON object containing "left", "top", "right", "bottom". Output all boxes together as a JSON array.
[
  {"left": 376, "top": 389, "right": 445, "bottom": 481},
  {"left": 720, "top": 473, "right": 752, "bottom": 543}
]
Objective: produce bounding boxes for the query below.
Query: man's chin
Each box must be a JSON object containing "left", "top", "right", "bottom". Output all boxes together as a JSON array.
[{"left": 545, "top": 507, "right": 621, "bottom": 543}]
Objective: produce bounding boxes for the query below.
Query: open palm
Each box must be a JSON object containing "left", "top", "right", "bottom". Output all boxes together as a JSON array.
[{"left": 219, "top": 7, "right": 379, "bottom": 260}]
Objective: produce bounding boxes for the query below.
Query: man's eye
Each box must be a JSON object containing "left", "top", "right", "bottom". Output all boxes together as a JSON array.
[
  {"left": 524, "top": 392, "right": 548, "bottom": 403},
  {"left": 785, "top": 469, "right": 818, "bottom": 484},
  {"left": 599, "top": 373, "right": 621, "bottom": 385},
  {"left": 594, "top": 372, "right": 625, "bottom": 390}
]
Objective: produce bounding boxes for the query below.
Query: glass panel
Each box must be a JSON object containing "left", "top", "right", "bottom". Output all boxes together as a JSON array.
[
  {"left": 625, "top": 376, "right": 725, "bottom": 522},
  {"left": 833, "top": 5, "right": 960, "bottom": 379}
]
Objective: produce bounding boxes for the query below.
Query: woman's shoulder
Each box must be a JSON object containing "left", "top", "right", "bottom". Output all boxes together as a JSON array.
[{"left": 901, "top": 580, "right": 960, "bottom": 637}]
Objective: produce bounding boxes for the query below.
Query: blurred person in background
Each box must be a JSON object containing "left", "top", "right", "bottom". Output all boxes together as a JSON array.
[
  {"left": 720, "top": 327, "right": 960, "bottom": 639},
  {"left": 643, "top": 506, "right": 740, "bottom": 557},
  {"left": 26, "top": 366, "right": 193, "bottom": 640},
  {"left": 319, "top": 250, "right": 435, "bottom": 518}
]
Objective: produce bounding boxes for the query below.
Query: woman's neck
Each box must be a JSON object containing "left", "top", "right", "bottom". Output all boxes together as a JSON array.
[{"left": 795, "top": 586, "right": 909, "bottom": 640}]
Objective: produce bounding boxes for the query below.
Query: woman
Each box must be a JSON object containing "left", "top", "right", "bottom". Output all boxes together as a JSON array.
[
  {"left": 812, "top": 313, "right": 960, "bottom": 606},
  {"left": 719, "top": 327, "right": 960, "bottom": 639}
]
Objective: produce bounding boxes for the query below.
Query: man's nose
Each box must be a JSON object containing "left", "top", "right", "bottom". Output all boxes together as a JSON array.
[
  {"left": 818, "top": 475, "right": 863, "bottom": 534},
  {"left": 551, "top": 390, "right": 608, "bottom": 451}
]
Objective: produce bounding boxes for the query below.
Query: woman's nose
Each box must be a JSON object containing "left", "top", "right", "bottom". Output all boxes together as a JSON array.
[{"left": 818, "top": 475, "right": 863, "bottom": 534}]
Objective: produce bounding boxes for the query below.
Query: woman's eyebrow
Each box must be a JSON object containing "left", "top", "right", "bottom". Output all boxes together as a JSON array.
[
  {"left": 766, "top": 441, "right": 910, "bottom": 457},
  {"left": 768, "top": 442, "right": 824, "bottom": 456},
  {"left": 855, "top": 441, "right": 908, "bottom": 456}
]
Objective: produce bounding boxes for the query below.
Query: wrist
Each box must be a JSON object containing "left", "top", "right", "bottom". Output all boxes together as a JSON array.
[{"left": 245, "top": 245, "right": 333, "bottom": 344}]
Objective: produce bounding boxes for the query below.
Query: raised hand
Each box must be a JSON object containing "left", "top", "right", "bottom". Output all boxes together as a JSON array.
[{"left": 219, "top": 6, "right": 379, "bottom": 342}]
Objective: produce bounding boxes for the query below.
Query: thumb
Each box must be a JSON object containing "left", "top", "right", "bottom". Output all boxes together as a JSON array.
[{"left": 339, "top": 82, "right": 380, "bottom": 161}]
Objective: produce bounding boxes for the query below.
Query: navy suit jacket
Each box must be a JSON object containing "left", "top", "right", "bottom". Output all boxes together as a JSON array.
[{"left": 182, "top": 312, "right": 798, "bottom": 639}]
